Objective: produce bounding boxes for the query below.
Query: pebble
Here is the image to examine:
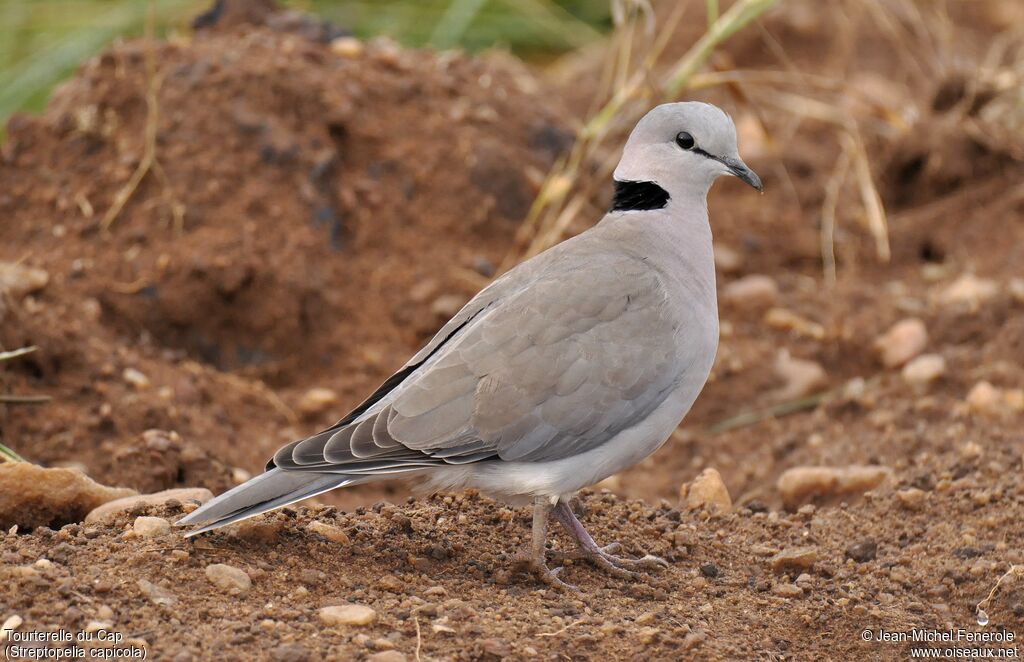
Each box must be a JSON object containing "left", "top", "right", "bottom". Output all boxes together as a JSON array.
[
  {"left": 901, "top": 353, "right": 945, "bottom": 385},
  {"left": 777, "top": 465, "right": 891, "bottom": 508},
  {"left": 940, "top": 274, "right": 999, "bottom": 308},
  {"left": 329, "top": 36, "right": 364, "bottom": 59},
  {"left": 769, "top": 547, "right": 817, "bottom": 571},
  {"left": 896, "top": 488, "right": 927, "bottom": 511},
  {"left": 97, "top": 605, "right": 114, "bottom": 621},
  {"left": 306, "top": 520, "right": 350, "bottom": 544},
  {"left": 764, "top": 308, "right": 825, "bottom": 339},
  {"left": 318, "top": 604, "right": 377, "bottom": 626},
  {"left": 874, "top": 318, "right": 928, "bottom": 368},
  {"left": 133, "top": 516, "right": 171, "bottom": 538},
  {"left": 713, "top": 245, "right": 742, "bottom": 273},
  {"left": 1, "top": 614, "right": 23, "bottom": 641},
  {"left": 0, "top": 262, "right": 49, "bottom": 299},
  {"left": 122, "top": 367, "right": 151, "bottom": 389},
  {"left": 773, "top": 350, "right": 827, "bottom": 400},
  {"left": 86, "top": 488, "right": 213, "bottom": 523},
  {"left": 846, "top": 539, "right": 878, "bottom": 563},
  {"left": 680, "top": 468, "right": 732, "bottom": 514},
  {"left": 431, "top": 294, "right": 465, "bottom": 319},
  {"left": 377, "top": 574, "right": 404, "bottom": 592},
  {"left": 270, "top": 644, "right": 310, "bottom": 662},
  {"left": 966, "top": 381, "right": 1024, "bottom": 416},
  {"left": 297, "top": 387, "right": 339, "bottom": 417},
  {"left": 137, "top": 578, "right": 176, "bottom": 606},
  {"left": 772, "top": 582, "right": 803, "bottom": 598},
  {"left": 204, "top": 564, "right": 252, "bottom": 595},
  {"left": 722, "top": 274, "right": 778, "bottom": 308},
  {"left": 367, "top": 653, "right": 407, "bottom": 662}
]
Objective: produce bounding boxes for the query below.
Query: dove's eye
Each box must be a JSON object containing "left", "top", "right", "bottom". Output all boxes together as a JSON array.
[{"left": 675, "top": 132, "right": 695, "bottom": 150}]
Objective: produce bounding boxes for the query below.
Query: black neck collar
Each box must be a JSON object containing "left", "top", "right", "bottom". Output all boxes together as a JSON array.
[{"left": 610, "top": 179, "right": 670, "bottom": 212}]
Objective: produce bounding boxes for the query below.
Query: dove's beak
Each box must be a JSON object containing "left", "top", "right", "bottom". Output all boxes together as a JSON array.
[{"left": 725, "top": 158, "right": 763, "bottom": 193}]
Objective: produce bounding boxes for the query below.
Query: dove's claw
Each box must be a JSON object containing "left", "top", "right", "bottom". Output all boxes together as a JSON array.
[{"left": 551, "top": 501, "right": 669, "bottom": 579}]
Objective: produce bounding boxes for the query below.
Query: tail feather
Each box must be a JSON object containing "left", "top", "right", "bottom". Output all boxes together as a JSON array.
[{"left": 176, "top": 469, "right": 360, "bottom": 536}]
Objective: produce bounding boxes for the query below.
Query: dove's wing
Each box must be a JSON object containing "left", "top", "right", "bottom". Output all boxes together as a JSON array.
[{"left": 272, "top": 244, "right": 686, "bottom": 473}]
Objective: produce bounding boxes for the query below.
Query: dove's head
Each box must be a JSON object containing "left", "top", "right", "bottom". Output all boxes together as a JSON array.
[{"left": 612, "top": 102, "right": 761, "bottom": 209}]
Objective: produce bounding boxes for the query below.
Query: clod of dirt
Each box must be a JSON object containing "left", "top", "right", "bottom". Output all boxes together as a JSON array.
[
  {"left": 776, "top": 465, "right": 891, "bottom": 509},
  {"left": 0, "top": 463, "right": 136, "bottom": 530},
  {"left": 85, "top": 486, "right": 212, "bottom": 523},
  {"left": 845, "top": 539, "right": 878, "bottom": 563}
]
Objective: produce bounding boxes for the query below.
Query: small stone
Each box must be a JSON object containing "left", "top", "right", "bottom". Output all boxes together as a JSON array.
[
  {"left": 722, "top": 274, "right": 778, "bottom": 308},
  {"left": 773, "top": 582, "right": 803, "bottom": 598},
  {"left": 306, "top": 520, "right": 350, "bottom": 544},
  {"left": 133, "top": 516, "right": 171, "bottom": 538},
  {"left": 297, "top": 388, "right": 339, "bottom": 417},
  {"left": 966, "top": 381, "right": 1024, "bottom": 416},
  {"left": 874, "top": 318, "right": 928, "bottom": 368},
  {"left": 377, "top": 574, "right": 403, "bottom": 592},
  {"left": 329, "top": 36, "right": 364, "bottom": 58},
  {"left": 86, "top": 488, "right": 213, "bottom": 523},
  {"left": 712, "top": 245, "right": 742, "bottom": 273},
  {"left": 431, "top": 294, "right": 465, "bottom": 319},
  {"left": 773, "top": 350, "right": 827, "bottom": 400},
  {"left": 764, "top": 308, "right": 825, "bottom": 339},
  {"left": 205, "top": 564, "right": 251, "bottom": 595},
  {"left": 367, "top": 653, "right": 407, "bottom": 662},
  {"left": 699, "top": 563, "right": 719, "bottom": 578},
  {"left": 795, "top": 573, "right": 813, "bottom": 587},
  {"left": 769, "top": 547, "right": 817, "bottom": 571},
  {"left": 122, "top": 367, "right": 151, "bottom": 389},
  {"left": 680, "top": 468, "right": 732, "bottom": 514},
  {"left": 270, "top": 644, "right": 310, "bottom": 662},
  {"left": 0, "top": 463, "right": 137, "bottom": 531},
  {"left": 137, "top": 578, "right": 176, "bottom": 606},
  {"left": 901, "top": 354, "right": 945, "bottom": 385},
  {"left": 231, "top": 467, "right": 252, "bottom": 484},
  {"left": 940, "top": 274, "right": 999, "bottom": 308},
  {"left": 1, "top": 615, "right": 23, "bottom": 641},
  {"left": 424, "top": 586, "right": 447, "bottom": 597},
  {"left": 846, "top": 539, "right": 877, "bottom": 563},
  {"left": 97, "top": 605, "right": 114, "bottom": 621},
  {"left": 85, "top": 620, "right": 113, "bottom": 634},
  {"left": 319, "top": 604, "right": 377, "bottom": 626},
  {"left": 0, "top": 262, "right": 49, "bottom": 299},
  {"left": 896, "top": 488, "right": 927, "bottom": 511},
  {"left": 777, "top": 465, "right": 891, "bottom": 508}
]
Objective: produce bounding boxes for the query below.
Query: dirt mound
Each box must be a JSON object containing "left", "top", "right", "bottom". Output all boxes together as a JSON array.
[{"left": 0, "top": 8, "right": 568, "bottom": 485}]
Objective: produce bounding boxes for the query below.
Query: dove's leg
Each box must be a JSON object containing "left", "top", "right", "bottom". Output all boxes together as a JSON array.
[
  {"left": 551, "top": 501, "right": 669, "bottom": 578},
  {"left": 512, "top": 496, "right": 577, "bottom": 591}
]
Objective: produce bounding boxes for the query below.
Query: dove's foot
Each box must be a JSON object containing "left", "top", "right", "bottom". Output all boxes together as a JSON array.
[
  {"left": 514, "top": 496, "right": 580, "bottom": 592},
  {"left": 512, "top": 551, "right": 579, "bottom": 592},
  {"left": 551, "top": 501, "right": 669, "bottom": 580}
]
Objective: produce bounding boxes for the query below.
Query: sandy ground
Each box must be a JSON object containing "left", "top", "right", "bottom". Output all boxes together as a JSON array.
[{"left": 1, "top": 1, "right": 1023, "bottom": 660}]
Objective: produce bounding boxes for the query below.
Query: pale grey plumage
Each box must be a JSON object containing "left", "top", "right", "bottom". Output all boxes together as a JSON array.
[{"left": 179, "top": 101, "right": 761, "bottom": 539}]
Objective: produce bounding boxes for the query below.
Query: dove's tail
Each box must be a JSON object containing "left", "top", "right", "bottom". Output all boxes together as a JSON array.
[{"left": 176, "top": 469, "right": 366, "bottom": 536}]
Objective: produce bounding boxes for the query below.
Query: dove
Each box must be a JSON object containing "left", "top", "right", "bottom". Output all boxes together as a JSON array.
[{"left": 178, "top": 101, "right": 762, "bottom": 590}]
